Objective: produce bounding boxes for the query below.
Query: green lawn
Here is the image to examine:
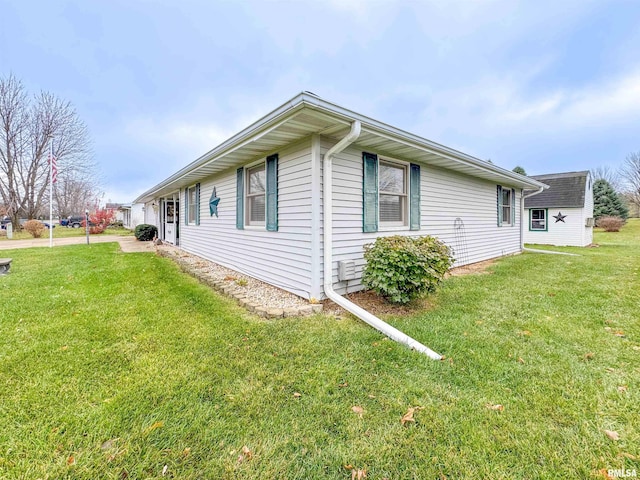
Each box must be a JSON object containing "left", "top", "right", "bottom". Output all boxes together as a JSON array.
[{"left": 0, "top": 221, "right": 638, "bottom": 479}]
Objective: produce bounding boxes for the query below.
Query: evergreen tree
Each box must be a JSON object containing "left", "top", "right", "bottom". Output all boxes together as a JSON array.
[{"left": 593, "top": 179, "right": 629, "bottom": 219}]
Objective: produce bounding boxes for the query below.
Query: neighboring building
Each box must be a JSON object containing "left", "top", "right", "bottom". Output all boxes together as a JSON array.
[
  {"left": 134, "top": 92, "right": 545, "bottom": 300},
  {"left": 523, "top": 171, "right": 594, "bottom": 247},
  {"left": 119, "top": 203, "right": 146, "bottom": 229}
]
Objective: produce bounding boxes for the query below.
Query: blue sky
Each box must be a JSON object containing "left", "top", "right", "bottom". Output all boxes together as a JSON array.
[{"left": 3, "top": 0, "right": 639, "bottom": 203}]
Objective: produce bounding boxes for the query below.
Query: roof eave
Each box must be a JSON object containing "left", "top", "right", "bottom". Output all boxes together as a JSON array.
[{"left": 135, "top": 92, "right": 545, "bottom": 202}]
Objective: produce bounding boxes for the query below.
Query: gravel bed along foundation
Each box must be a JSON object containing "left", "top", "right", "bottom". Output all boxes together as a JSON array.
[{"left": 157, "top": 244, "right": 322, "bottom": 318}]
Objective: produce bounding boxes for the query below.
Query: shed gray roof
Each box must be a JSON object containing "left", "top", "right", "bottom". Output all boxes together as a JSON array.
[{"left": 524, "top": 171, "right": 589, "bottom": 208}]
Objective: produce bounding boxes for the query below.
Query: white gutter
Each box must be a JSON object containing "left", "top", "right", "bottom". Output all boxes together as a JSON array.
[{"left": 323, "top": 121, "right": 442, "bottom": 360}]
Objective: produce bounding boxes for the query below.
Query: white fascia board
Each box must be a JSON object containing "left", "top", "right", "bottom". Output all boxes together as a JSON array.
[
  {"left": 298, "top": 94, "right": 547, "bottom": 190},
  {"left": 135, "top": 91, "right": 546, "bottom": 202}
]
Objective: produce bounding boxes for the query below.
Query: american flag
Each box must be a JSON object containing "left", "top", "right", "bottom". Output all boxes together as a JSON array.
[{"left": 49, "top": 152, "right": 57, "bottom": 184}]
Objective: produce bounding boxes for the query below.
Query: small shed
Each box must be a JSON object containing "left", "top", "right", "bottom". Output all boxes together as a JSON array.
[{"left": 523, "top": 171, "right": 593, "bottom": 247}]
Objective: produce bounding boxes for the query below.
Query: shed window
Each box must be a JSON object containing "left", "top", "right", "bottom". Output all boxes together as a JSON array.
[
  {"left": 379, "top": 161, "right": 407, "bottom": 225},
  {"left": 530, "top": 208, "right": 547, "bottom": 231}
]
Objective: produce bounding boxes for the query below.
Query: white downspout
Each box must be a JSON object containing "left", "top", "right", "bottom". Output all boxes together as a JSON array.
[
  {"left": 520, "top": 185, "right": 545, "bottom": 250},
  {"left": 323, "top": 121, "right": 442, "bottom": 360}
]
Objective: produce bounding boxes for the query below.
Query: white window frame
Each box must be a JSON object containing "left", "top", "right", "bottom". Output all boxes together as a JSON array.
[
  {"left": 530, "top": 208, "right": 547, "bottom": 231},
  {"left": 378, "top": 157, "right": 409, "bottom": 228},
  {"left": 245, "top": 160, "right": 266, "bottom": 228},
  {"left": 502, "top": 188, "right": 512, "bottom": 226},
  {"left": 187, "top": 185, "right": 197, "bottom": 225}
]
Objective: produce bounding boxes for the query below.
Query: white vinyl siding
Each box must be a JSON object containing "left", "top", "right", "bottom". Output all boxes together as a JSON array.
[
  {"left": 178, "top": 139, "right": 314, "bottom": 299},
  {"left": 322, "top": 140, "right": 523, "bottom": 296},
  {"left": 523, "top": 207, "right": 588, "bottom": 246}
]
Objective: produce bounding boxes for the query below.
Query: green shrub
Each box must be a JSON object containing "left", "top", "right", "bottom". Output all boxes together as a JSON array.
[
  {"left": 23, "top": 220, "right": 45, "bottom": 238},
  {"left": 362, "top": 235, "right": 454, "bottom": 304},
  {"left": 134, "top": 224, "right": 158, "bottom": 241}
]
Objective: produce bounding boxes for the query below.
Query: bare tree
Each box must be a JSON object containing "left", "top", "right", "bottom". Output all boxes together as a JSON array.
[
  {"left": 54, "top": 167, "right": 100, "bottom": 219},
  {"left": 590, "top": 165, "right": 621, "bottom": 191},
  {"left": 0, "top": 74, "right": 96, "bottom": 227},
  {"left": 620, "top": 151, "right": 640, "bottom": 211}
]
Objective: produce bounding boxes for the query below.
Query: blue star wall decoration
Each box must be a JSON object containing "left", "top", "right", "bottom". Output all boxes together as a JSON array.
[
  {"left": 553, "top": 211, "right": 567, "bottom": 223},
  {"left": 209, "top": 187, "right": 220, "bottom": 217}
]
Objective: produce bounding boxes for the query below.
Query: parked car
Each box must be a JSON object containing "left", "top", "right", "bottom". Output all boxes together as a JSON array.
[
  {"left": 66, "top": 215, "right": 86, "bottom": 228},
  {"left": 0, "top": 217, "right": 10, "bottom": 230},
  {"left": 59, "top": 218, "right": 69, "bottom": 227},
  {"left": 65, "top": 215, "right": 96, "bottom": 228}
]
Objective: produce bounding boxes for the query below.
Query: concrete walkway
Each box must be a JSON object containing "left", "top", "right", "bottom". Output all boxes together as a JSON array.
[{"left": 0, "top": 235, "right": 156, "bottom": 253}]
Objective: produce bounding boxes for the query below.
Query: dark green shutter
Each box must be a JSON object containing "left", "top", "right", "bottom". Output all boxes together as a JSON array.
[
  {"left": 410, "top": 163, "right": 420, "bottom": 231},
  {"left": 195, "top": 183, "right": 201, "bottom": 226},
  {"left": 266, "top": 154, "right": 278, "bottom": 231},
  {"left": 236, "top": 168, "right": 244, "bottom": 230},
  {"left": 511, "top": 188, "right": 516, "bottom": 226},
  {"left": 184, "top": 188, "right": 188, "bottom": 226},
  {"left": 497, "top": 185, "right": 503, "bottom": 227},
  {"left": 363, "top": 152, "right": 378, "bottom": 233}
]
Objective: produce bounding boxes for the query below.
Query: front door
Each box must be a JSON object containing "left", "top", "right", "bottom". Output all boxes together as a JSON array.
[{"left": 164, "top": 200, "right": 176, "bottom": 244}]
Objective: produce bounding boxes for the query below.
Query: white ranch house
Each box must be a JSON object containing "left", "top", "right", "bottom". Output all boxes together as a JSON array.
[
  {"left": 523, "top": 171, "right": 594, "bottom": 247},
  {"left": 135, "top": 93, "right": 546, "bottom": 300}
]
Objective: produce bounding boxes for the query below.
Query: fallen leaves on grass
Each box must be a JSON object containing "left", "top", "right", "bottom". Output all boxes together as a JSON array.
[
  {"left": 584, "top": 352, "right": 595, "bottom": 360},
  {"left": 162, "top": 465, "right": 168, "bottom": 476},
  {"left": 143, "top": 421, "right": 164, "bottom": 434},
  {"left": 519, "top": 330, "right": 532, "bottom": 337},
  {"left": 293, "top": 392, "right": 301, "bottom": 398},
  {"left": 617, "top": 385, "right": 628, "bottom": 393},
  {"left": 344, "top": 465, "right": 367, "bottom": 479},
  {"left": 517, "top": 357, "right": 525, "bottom": 364},
  {"left": 101, "top": 438, "right": 119, "bottom": 450},
  {"left": 401, "top": 406, "right": 424, "bottom": 425},
  {"left": 338, "top": 382, "right": 349, "bottom": 388},
  {"left": 604, "top": 430, "right": 620, "bottom": 441},
  {"left": 352, "top": 406, "right": 364, "bottom": 418},
  {"left": 598, "top": 468, "right": 615, "bottom": 479},
  {"left": 237, "top": 445, "right": 253, "bottom": 463},
  {"left": 67, "top": 455, "right": 76, "bottom": 466},
  {"left": 486, "top": 403, "right": 504, "bottom": 412}
]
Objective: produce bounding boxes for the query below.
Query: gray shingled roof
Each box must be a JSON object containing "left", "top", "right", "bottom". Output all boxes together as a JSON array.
[{"left": 524, "top": 171, "right": 589, "bottom": 208}]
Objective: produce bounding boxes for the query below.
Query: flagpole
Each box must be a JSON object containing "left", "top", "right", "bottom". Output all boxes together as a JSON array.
[{"left": 49, "top": 135, "right": 53, "bottom": 248}]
